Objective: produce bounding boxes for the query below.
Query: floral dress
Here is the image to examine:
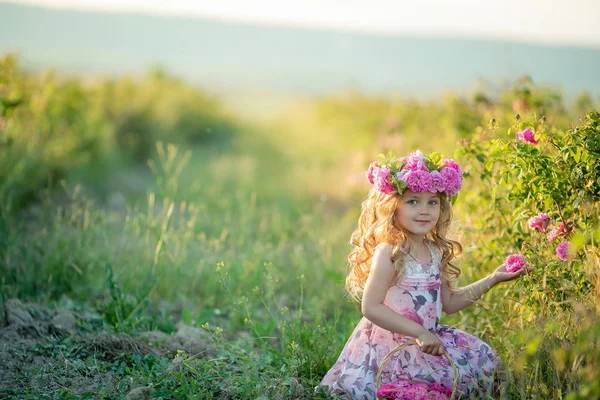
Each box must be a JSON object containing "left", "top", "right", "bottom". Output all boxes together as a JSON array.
[{"left": 318, "top": 242, "right": 503, "bottom": 399}]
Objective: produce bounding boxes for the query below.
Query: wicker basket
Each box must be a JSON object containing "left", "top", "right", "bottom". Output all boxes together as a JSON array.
[{"left": 375, "top": 340, "right": 458, "bottom": 400}]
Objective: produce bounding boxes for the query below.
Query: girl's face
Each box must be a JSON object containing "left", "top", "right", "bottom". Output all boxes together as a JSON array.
[{"left": 396, "top": 190, "right": 441, "bottom": 240}]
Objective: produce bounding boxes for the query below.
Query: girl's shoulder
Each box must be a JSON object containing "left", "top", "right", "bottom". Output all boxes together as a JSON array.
[
  {"left": 375, "top": 242, "right": 395, "bottom": 253},
  {"left": 425, "top": 239, "right": 442, "bottom": 254},
  {"left": 374, "top": 242, "right": 395, "bottom": 261}
]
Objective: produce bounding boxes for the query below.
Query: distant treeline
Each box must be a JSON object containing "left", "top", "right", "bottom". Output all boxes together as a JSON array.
[{"left": 0, "top": 54, "right": 240, "bottom": 209}]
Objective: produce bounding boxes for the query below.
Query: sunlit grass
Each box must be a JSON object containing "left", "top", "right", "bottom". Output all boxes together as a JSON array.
[{"left": 2, "top": 63, "right": 599, "bottom": 398}]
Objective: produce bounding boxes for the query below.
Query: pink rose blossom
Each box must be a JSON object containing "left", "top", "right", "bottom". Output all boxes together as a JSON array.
[
  {"left": 546, "top": 225, "right": 561, "bottom": 241},
  {"left": 442, "top": 158, "right": 464, "bottom": 175},
  {"left": 546, "top": 220, "right": 573, "bottom": 241},
  {"left": 396, "top": 169, "right": 407, "bottom": 181},
  {"left": 404, "top": 150, "right": 429, "bottom": 172},
  {"left": 403, "top": 170, "right": 433, "bottom": 193},
  {"left": 528, "top": 213, "right": 551, "bottom": 232},
  {"left": 377, "top": 381, "right": 451, "bottom": 400},
  {"left": 517, "top": 127, "right": 538, "bottom": 144},
  {"left": 410, "top": 149, "right": 425, "bottom": 161},
  {"left": 373, "top": 167, "right": 396, "bottom": 194},
  {"left": 556, "top": 241, "right": 571, "bottom": 261},
  {"left": 440, "top": 167, "right": 462, "bottom": 197},
  {"left": 429, "top": 170, "right": 446, "bottom": 192},
  {"left": 365, "top": 161, "right": 379, "bottom": 184},
  {"left": 502, "top": 254, "right": 527, "bottom": 273}
]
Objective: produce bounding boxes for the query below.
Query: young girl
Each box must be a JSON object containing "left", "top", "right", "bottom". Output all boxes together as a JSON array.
[{"left": 318, "top": 150, "right": 529, "bottom": 399}]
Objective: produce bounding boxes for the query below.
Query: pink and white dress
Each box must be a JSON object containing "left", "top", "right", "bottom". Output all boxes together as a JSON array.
[{"left": 318, "top": 242, "right": 503, "bottom": 399}]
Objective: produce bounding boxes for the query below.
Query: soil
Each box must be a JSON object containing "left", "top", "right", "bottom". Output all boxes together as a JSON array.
[{"left": 0, "top": 297, "right": 217, "bottom": 399}]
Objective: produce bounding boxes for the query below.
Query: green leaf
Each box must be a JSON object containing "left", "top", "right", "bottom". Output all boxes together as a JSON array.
[{"left": 484, "top": 159, "right": 494, "bottom": 172}]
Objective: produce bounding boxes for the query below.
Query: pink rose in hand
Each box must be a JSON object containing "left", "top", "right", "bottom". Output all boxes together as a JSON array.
[{"left": 502, "top": 254, "right": 527, "bottom": 273}]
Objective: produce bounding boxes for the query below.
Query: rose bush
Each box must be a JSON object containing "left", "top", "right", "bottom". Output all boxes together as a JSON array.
[{"left": 456, "top": 110, "right": 600, "bottom": 399}]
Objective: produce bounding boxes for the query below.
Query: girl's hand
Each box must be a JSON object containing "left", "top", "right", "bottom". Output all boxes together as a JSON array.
[
  {"left": 491, "top": 264, "right": 533, "bottom": 284},
  {"left": 416, "top": 331, "right": 445, "bottom": 356}
]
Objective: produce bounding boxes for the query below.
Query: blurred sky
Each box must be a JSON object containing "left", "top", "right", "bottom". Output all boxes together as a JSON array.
[{"left": 9, "top": 0, "right": 600, "bottom": 48}]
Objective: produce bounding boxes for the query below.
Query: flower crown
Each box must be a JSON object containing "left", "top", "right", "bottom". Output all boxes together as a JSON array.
[{"left": 365, "top": 150, "right": 464, "bottom": 198}]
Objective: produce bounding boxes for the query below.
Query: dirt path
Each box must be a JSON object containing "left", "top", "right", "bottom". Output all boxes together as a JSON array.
[{"left": 1, "top": 298, "right": 217, "bottom": 399}]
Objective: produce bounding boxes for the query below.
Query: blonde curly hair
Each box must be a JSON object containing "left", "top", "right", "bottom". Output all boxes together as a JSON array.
[{"left": 346, "top": 187, "right": 462, "bottom": 301}]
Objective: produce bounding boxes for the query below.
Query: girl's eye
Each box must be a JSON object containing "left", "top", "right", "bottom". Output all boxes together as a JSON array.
[
  {"left": 407, "top": 200, "right": 417, "bottom": 205},
  {"left": 429, "top": 200, "right": 438, "bottom": 205}
]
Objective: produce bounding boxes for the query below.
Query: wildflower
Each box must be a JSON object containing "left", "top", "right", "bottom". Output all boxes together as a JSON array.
[
  {"left": 502, "top": 254, "right": 527, "bottom": 273},
  {"left": 527, "top": 213, "right": 551, "bottom": 232},
  {"left": 546, "top": 220, "right": 573, "bottom": 241},
  {"left": 556, "top": 241, "right": 571, "bottom": 261},
  {"left": 517, "top": 127, "right": 538, "bottom": 144}
]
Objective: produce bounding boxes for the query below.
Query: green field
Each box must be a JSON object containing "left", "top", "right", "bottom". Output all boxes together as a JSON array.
[{"left": 1, "top": 54, "right": 599, "bottom": 399}]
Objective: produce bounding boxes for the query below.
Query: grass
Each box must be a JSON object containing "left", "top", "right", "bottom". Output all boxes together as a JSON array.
[{"left": 1, "top": 84, "right": 599, "bottom": 399}]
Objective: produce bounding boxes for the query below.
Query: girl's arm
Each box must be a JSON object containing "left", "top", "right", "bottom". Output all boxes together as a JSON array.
[
  {"left": 362, "top": 243, "right": 444, "bottom": 355},
  {"left": 441, "top": 264, "right": 530, "bottom": 315}
]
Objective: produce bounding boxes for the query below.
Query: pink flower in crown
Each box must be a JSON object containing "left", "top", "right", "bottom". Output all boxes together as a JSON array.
[
  {"left": 442, "top": 158, "right": 463, "bottom": 175},
  {"left": 373, "top": 167, "right": 396, "bottom": 194},
  {"left": 517, "top": 127, "right": 538, "bottom": 144},
  {"left": 429, "top": 170, "right": 446, "bottom": 193},
  {"left": 502, "top": 254, "right": 526, "bottom": 273},
  {"left": 365, "top": 161, "right": 379, "bottom": 184},
  {"left": 528, "top": 213, "right": 551, "bottom": 232},
  {"left": 440, "top": 167, "right": 462, "bottom": 196},
  {"left": 396, "top": 169, "right": 407, "bottom": 182},
  {"left": 556, "top": 241, "right": 571, "bottom": 261},
  {"left": 404, "top": 150, "right": 429, "bottom": 171},
  {"left": 403, "top": 170, "right": 433, "bottom": 192}
]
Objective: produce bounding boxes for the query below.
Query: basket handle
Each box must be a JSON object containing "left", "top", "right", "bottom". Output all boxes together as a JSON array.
[{"left": 375, "top": 339, "right": 458, "bottom": 400}]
